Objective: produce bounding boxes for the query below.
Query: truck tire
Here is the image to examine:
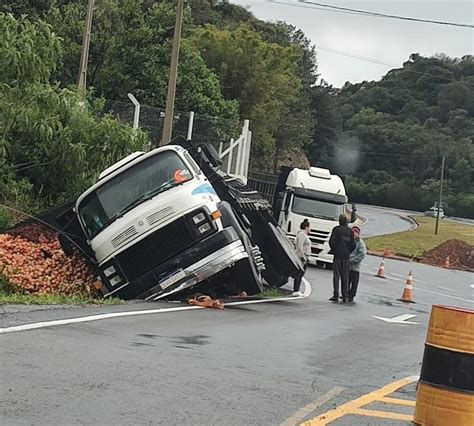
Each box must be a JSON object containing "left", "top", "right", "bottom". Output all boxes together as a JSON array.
[{"left": 218, "top": 202, "right": 264, "bottom": 294}]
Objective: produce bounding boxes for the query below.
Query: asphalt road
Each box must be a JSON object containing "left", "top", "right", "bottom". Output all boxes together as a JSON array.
[
  {"left": 357, "top": 205, "right": 415, "bottom": 237},
  {"left": 1, "top": 208, "right": 473, "bottom": 426}
]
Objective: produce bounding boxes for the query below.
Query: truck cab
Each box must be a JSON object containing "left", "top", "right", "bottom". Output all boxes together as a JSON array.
[
  {"left": 74, "top": 145, "right": 255, "bottom": 300},
  {"left": 273, "top": 166, "right": 353, "bottom": 267}
]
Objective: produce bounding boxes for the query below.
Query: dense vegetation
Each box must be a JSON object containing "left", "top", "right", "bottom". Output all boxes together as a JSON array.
[{"left": 0, "top": 0, "right": 472, "bottom": 224}]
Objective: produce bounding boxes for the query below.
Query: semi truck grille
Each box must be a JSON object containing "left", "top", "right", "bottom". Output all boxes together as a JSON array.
[{"left": 115, "top": 216, "right": 197, "bottom": 281}]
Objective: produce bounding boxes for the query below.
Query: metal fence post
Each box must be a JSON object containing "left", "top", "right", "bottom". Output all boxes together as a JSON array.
[
  {"left": 187, "top": 111, "right": 195, "bottom": 141},
  {"left": 127, "top": 93, "right": 140, "bottom": 130},
  {"left": 244, "top": 130, "right": 252, "bottom": 178}
]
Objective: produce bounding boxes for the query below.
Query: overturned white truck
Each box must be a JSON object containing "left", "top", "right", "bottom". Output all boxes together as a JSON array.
[{"left": 56, "top": 140, "right": 303, "bottom": 300}]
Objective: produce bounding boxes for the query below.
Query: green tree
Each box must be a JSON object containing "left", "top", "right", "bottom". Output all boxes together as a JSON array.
[{"left": 0, "top": 13, "right": 147, "bottom": 218}]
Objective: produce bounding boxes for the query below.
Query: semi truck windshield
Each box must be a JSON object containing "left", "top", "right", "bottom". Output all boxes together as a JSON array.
[
  {"left": 78, "top": 151, "right": 192, "bottom": 238},
  {"left": 292, "top": 195, "right": 344, "bottom": 221}
]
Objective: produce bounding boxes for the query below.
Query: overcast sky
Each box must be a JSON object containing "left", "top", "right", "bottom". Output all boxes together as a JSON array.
[{"left": 232, "top": 0, "right": 474, "bottom": 87}]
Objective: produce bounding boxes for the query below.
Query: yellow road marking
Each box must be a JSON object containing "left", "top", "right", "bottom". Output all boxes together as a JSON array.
[
  {"left": 352, "top": 408, "right": 414, "bottom": 421},
  {"left": 378, "top": 396, "right": 416, "bottom": 407},
  {"left": 301, "top": 375, "right": 418, "bottom": 425},
  {"left": 280, "top": 387, "right": 345, "bottom": 426}
]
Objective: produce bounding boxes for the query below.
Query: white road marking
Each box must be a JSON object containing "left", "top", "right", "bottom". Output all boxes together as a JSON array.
[
  {"left": 470, "top": 284, "right": 474, "bottom": 289},
  {"left": 415, "top": 287, "right": 473, "bottom": 303},
  {"left": 372, "top": 314, "right": 419, "bottom": 325},
  {"left": 437, "top": 286, "right": 452, "bottom": 291},
  {"left": 280, "top": 386, "right": 345, "bottom": 426},
  {"left": 390, "top": 272, "right": 429, "bottom": 284},
  {"left": 0, "top": 280, "right": 312, "bottom": 335}
]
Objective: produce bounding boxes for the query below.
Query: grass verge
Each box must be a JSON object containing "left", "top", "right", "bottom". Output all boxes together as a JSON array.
[
  {"left": 0, "top": 274, "right": 123, "bottom": 305},
  {"left": 257, "top": 288, "right": 288, "bottom": 298},
  {"left": 0, "top": 293, "right": 123, "bottom": 305},
  {"left": 366, "top": 216, "right": 474, "bottom": 258}
]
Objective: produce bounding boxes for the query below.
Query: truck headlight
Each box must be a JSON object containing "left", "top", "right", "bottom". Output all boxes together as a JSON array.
[
  {"left": 103, "top": 266, "right": 116, "bottom": 277},
  {"left": 109, "top": 275, "right": 122, "bottom": 286},
  {"left": 192, "top": 212, "right": 206, "bottom": 224},
  {"left": 198, "top": 223, "right": 211, "bottom": 234}
]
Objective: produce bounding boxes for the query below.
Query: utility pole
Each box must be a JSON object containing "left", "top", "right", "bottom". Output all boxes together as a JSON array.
[
  {"left": 77, "top": 0, "right": 95, "bottom": 96},
  {"left": 161, "top": 0, "right": 185, "bottom": 146},
  {"left": 435, "top": 156, "right": 445, "bottom": 235}
]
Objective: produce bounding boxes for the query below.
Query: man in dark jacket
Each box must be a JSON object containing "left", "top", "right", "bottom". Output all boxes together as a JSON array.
[{"left": 329, "top": 214, "right": 356, "bottom": 303}]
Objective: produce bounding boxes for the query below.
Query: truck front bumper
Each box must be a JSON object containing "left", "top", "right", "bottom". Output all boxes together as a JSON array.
[{"left": 103, "top": 227, "right": 247, "bottom": 300}]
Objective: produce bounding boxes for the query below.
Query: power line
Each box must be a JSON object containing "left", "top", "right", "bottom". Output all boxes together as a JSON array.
[
  {"left": 316, "top": 45, "right": 474, "bottom": 88},
  {"left": 269, "top": 1, "right": 474, "bottom": 29}
]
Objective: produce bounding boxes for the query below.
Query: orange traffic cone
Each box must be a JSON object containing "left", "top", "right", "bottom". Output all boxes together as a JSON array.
[
  {"left": 398, "top": 271, "right": 416, "bottom": 303},
  {"left": 444, "top": 256, "right": 450, "bottom": 268},
  {"left": 375, "top": 258, "right": 386, "bottom": 278}
]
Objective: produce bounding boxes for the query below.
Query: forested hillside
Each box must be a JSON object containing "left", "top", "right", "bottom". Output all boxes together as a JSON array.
[{"left": 1, "top": 0, "right": 473, "bottom": 224}]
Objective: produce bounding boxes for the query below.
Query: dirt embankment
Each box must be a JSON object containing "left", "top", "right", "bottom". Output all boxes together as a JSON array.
[{"left": 421, "top": 239, "right": 474, "bottom": 271}]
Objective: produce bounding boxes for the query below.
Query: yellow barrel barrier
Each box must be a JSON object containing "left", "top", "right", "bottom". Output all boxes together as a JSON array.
[{"left": 414, "top": 305, "right": 474, "bottom": 425}]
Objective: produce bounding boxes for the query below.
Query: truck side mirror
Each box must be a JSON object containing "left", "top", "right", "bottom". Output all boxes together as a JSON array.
[
  {"left": 350, "top": 204, "right": 357, "bottom": 223},
  {"left": 283, "top": 191, "right": 292, "bottom": 217}
]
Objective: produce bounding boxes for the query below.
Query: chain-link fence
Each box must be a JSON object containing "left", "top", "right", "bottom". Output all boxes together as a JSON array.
[{"left": 96, "top": 98, "right": 241, "bottom": 150}]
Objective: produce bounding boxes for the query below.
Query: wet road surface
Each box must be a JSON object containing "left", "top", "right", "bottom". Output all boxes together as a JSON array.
[{"left": 1, "top": 206, "right": 473, "bottom": 425}]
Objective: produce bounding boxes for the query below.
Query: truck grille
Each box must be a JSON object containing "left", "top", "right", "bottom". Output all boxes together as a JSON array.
[
  {"left": 115, "top": 216, "right": 197, "bottom": 281},
  {"left": 309, "top": 229, "right": 330, "bottom": 245}
]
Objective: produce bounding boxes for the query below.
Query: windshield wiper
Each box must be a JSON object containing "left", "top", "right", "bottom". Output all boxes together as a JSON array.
[{"left": 116, "top": 180, "right": 177, "bottom": 218}]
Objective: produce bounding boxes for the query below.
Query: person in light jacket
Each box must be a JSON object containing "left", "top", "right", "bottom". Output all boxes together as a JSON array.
[
  {"left": 348, "top": 226, "right": 366, "bottom": 303},
  {"left": 293, "top": 219, "right": 311, "bottom": 296}
]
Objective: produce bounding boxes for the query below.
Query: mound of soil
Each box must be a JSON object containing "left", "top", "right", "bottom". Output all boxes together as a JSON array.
[{"left": 421, "top": 239, "right": 474, "bottom": 271}]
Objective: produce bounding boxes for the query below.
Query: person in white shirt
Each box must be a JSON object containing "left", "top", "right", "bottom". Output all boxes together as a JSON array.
[{"left": 293, "top": 219, "right": 311, "bottom": 296}]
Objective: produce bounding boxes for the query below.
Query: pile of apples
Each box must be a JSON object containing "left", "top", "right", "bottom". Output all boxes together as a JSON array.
[{"left": 0, "top": 223, "right": 99, "bottom": 297}]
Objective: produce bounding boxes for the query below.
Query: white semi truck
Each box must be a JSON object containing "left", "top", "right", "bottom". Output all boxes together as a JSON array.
[
  {"left": 56, "top": 140, "right": 303, "bottom": 300},
  {"left": 272, "top": 166, "right": 356, "bottom": 268}
]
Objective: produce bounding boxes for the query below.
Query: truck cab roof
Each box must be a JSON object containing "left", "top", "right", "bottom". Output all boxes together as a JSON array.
[{"left": 286, "top": 167, "right": 346, "bottom": 197}]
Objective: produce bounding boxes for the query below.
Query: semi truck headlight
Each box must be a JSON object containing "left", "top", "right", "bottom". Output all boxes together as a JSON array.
[
  {"left": 198, "top": 223, "right": 211, "bottom": 234},
  {"left": 192, "top": 212, "right": 206, "bottom": 224},
  {"left": 109, "top": 275, "right": 122, "bottom": 286},
  {"left": 103, "top": 266, "right": 116, "bottom": 277}
]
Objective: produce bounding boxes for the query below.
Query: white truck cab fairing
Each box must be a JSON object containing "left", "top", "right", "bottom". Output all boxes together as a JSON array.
[{"left": 274, "top": 167, "right": 349, "bottom": 266}]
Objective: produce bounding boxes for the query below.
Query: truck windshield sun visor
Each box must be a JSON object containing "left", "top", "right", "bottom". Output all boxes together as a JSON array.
[
  {"left": 292, "top": 187, "right": 348, "bottom": 204},
  {"left": 78, "top": 151, "right": 193, "bottom": 239}
]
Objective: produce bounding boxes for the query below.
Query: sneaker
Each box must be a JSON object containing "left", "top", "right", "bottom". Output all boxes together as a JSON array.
[
  {"left": 341, "top": 298, "right": 348, "bottom": 304},
  {"left": 329, "top": 296, "right": 338, "bottom": 303},
  {"left": 348, "top": 297, "right": 354, "bottom": 303},
  {"left": 292, "top": 291, "right": 302, "bottom": 297}
]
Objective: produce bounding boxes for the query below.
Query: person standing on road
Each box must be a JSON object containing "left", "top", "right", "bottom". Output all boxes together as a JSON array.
[
  {"left": 328, "top": 214, "right": 356, "bottom": 303},
  {"left": 348, "top": 226, "right": 366, "bottom": 303},
  {"left": 293, "top": 219, "right": 311, "bottom": 296}
]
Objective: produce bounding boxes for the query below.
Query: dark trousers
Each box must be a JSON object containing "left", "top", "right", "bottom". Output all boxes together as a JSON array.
[
  {"left": 333, "top": 258, "right": 350, "bottom": 299},
  {"left": 349, "top": 270, "right": 360, "bottom": 299},
  {"left": 293, "top": 260, "right": 308, "bottom": 292}
]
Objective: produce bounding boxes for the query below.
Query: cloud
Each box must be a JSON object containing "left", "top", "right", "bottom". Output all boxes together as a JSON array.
[{"left": 232, "top": 0, "right": 473, "bottom": 86}]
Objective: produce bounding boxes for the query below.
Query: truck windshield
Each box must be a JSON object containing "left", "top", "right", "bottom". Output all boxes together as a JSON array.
[
  {"left": 292, "top": 195, "right": 344, "bottom": 221},
  {"left": 78, "top": 150, "right": 193, "bottom": 238}
]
